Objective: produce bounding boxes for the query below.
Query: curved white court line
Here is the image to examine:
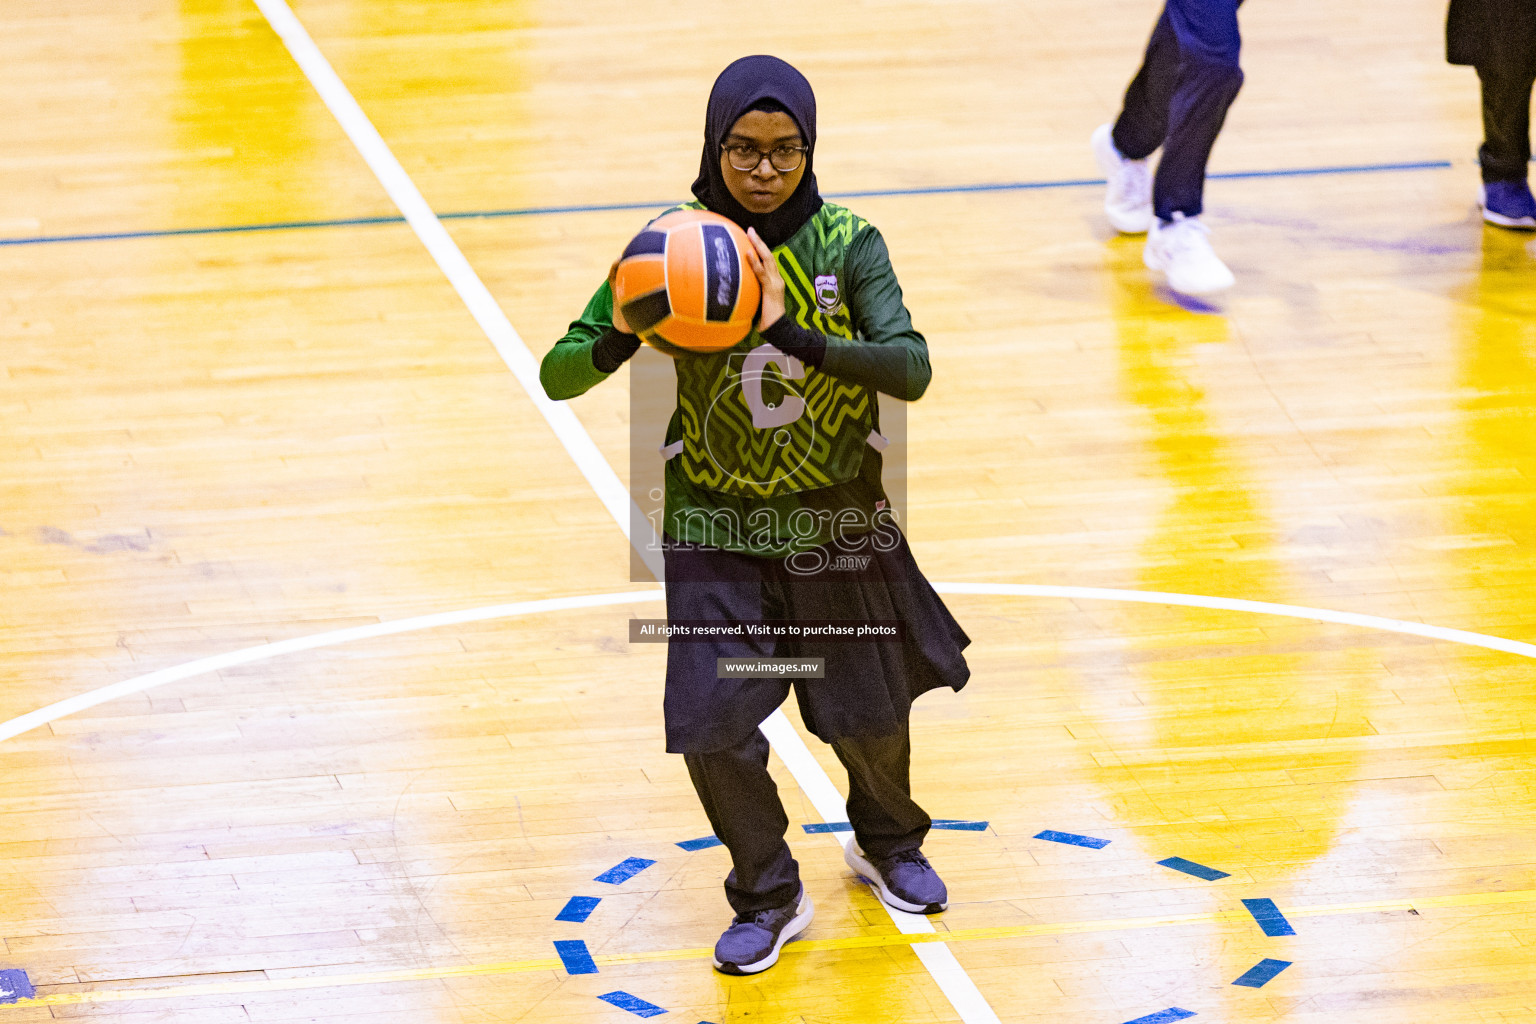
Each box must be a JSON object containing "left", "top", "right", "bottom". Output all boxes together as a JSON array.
[
  {"left": 8, "top": 582, "right": 1532, "bottom": 747},
  {"left": 938, "top": 582, "right": 1536, "bottom": 659},
  {"left": 0, "top": 590, "right": 662, "bottom": 744},
  {"left": 18, "top": 582, "right": 1531, "bottom": 1023}
]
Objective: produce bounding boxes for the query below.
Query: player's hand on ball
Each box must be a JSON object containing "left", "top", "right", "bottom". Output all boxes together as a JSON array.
[
  {"left": 745, "top": 228, "right": 785, "bottom": 331},
  {"left": 607, "top": 257, "right": 633, "bottom": 335}
]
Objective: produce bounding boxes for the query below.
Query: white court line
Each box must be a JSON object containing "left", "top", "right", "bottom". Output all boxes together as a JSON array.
[
  {"left": 758, "top": 712, "right": 1002, "bottom": 1023},
  {"left": 9, "top": 583, "right": 1532, "bottom": 748},
  {"left": 0, "top": 590, "right": 663, "bottom": 745},
  {"left": 249, "top": 0, "right": 658, "bottom": 581},
  {"left": 247, "top": 2, "right": 994, "bottom": 1016},
  {"left": 938, "top": 583, "right": 1536, "bottom": 660}
]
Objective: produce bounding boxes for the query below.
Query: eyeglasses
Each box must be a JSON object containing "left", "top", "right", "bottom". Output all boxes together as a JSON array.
[{"left": 721, "top": 142, "right": 807, "bottom": 173}]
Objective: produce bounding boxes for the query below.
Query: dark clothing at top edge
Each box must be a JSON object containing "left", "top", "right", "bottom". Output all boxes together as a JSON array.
[{"left": 1448, "top": 0, "right": 1536, "bottom": 74}]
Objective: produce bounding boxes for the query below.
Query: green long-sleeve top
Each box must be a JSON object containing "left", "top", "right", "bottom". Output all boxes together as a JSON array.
[{"left": 540, "top": 202, "right": 931, "bottom": 557}]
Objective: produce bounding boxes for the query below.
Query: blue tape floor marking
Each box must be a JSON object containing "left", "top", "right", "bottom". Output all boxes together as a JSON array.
[
  {"left": 1232, "top": 958, "right": 1293, "bottom": 988},
  {"left": 805, "top": 819, "right": 988, "bottom": 834},
  {"left": 0, "top": 214, "right": 410, "bottom": 247},
  {"left": 0, "top": 160, "right": 1453, "bottom": 247},
  {"left": 1122, "top": 1009, "right": 1197, "bottom": 1024},
  {"left": 1157, "top": 856, "right": 1231, "bottom": 881},
  {"left": 0, "top": 969, "right": 35, "bottom": 1004},
  {"left": 676, "top": 835, "right": 723, "bottom": 851},
  {"left": 1034, "top": 829, "right": 1111, "bottom": 849},
  {"left": 594, "top": 857, "right": 656, "bottom": 885},
  {"left": 1241, "top": 898, "right": 1297, "bottom": 937},
  {"left": 597, "top": 990, "right": 668, "bottom": 1018},
  {"left": 553, "top": 939, "right": 599, "bottom": 975},
  {"left": 556, "top": 896, "right": 601, "bottom": 923}
]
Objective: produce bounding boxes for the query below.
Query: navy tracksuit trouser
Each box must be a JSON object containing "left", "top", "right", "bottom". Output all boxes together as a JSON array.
[
  {"left": 1112, "top": 0, "right": 1246, "bottom": 221},
  {"left": 684, "top": 725, "right": 931, "bottom": 915}
]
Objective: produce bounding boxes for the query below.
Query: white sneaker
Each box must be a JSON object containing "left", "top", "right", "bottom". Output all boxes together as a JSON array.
[
  {"left": 1091, "top": 123, "right": 1153, "bottom": 234},
  {"left": 1144, "top": 214, "right": 1235, "bottom": 295}
]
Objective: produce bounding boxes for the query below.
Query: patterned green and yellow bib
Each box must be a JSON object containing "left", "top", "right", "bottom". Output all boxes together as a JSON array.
[{"left": 665, "top": 203, "right": 875, "bottom": 499}]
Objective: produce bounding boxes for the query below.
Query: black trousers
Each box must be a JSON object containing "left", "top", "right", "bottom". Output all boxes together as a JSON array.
[
  {"left": 683, "top": 724, "right": 930, "bottom": 915},
  {"left": 1112, "top": 0, "right": 1246, "bottom": 220},
  {"left": 1478, "top": 66, "right": 1536, "bottom": 182}
]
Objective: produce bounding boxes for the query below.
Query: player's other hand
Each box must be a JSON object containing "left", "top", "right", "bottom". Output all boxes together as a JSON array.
[
  {"left": 607, "top": 258, "right": 633, "bottom": 335},
  {"left": 744, "top": 227, "right": 786, "bottom": 331}
]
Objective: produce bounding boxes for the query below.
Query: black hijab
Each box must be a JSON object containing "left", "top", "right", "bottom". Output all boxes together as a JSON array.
[{"left": 690, "top": 55, "right": 823, "bottom": 249}]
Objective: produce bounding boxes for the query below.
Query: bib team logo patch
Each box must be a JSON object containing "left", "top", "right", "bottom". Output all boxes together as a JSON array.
[{"left": 814, "top": 274, "right": 840, "bottom": 314}]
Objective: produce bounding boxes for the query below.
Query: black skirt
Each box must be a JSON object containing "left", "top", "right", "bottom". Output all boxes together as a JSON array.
[
  {"left": 661, "top": 531, "right": 971, "bottom": 753},
  {"left": 1448, "top": 0, "right": 1536, "bottom": 74}
]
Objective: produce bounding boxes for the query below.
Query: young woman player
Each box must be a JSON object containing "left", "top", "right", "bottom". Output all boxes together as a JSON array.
[{"left": 540, "top": 55, "right": 971, "bottom": 975}]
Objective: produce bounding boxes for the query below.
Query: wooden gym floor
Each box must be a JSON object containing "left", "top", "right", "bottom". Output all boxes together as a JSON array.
[{"left": 2, "top": 0, "right": 1534, "bottom": 1021}]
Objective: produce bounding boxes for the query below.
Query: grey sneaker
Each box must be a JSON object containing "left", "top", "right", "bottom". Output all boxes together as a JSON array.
[
  {"left": 1481, "top": 180, "right": 1536, "bottom": 230},
  {"left": 844, "top": 843, "right": 948, "bottom": 914},
  {"left": 711, "top": 887, "right": 814, "bottom": 975}
]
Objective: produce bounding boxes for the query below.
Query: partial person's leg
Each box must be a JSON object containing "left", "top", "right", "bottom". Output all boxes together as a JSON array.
[
  {"left": 1112, "top": 7, "right": 1181, "bottom": 161},
  {"left": 1095, "top": 7, "right": 1178, "bottom": 233},
  {"left": 686, "top": 726, "right": 813, "bottom": 975},
  {"left": 665, "top": 542, "right": 812, "bottom": 974},
  {"left": 684, "top": 727, "right": 801, "bottom": 915},
  {"left": 1140, "top": 0, "right": 1243, "bottom": 294},
  {"left": 830, "top": 727, "right": 930, "bottom": 859},
  {"left": 1152, "top": 0, "right": 1244, "bottom": 220},
  {"left": 1477, "top": 67, "right": 1534, "bottom": 182},
  {"left": 1472, "top": 66, "right": 1536, "bottom": 228},
  {"left": 832, "top": 726, "right": 948, "bottom": 913}
]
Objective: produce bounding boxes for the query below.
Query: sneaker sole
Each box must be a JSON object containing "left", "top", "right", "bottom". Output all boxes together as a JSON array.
[
  {"left": 844, "top": 845, "right": 947, "bottom": 914},
  {"left": 1155, "top": 270, "right": 1236, "bottom": 296},
  {"left": 1481, "top": 207, "right": 1536, "bottom": 230},
  {"left": 1479, "top": 186, "right": 1536, "bottom": 229},
  {"left": 1092, "top": 124, "right": 1153, "bottom": 235},
  {"left": 711, "top": 894, "right": 814, "bottom": 975}
]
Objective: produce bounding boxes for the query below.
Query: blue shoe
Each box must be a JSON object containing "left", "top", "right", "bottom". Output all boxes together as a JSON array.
[
  {"left": 844, "top": 843, "right": 948, "bottom": 914},
  {"left": 711, "top": 887, "right": 813, "bottom": 975},
  {"left": 1481, "top": 180, "right": 1536, "bottom": 230}
]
